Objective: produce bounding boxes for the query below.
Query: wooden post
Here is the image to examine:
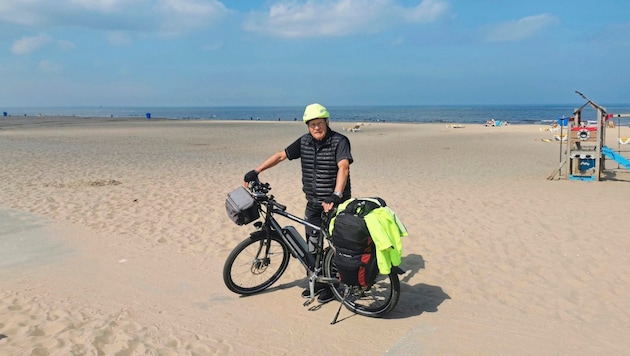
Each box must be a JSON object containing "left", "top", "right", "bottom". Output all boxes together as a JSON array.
[{"left": 595, "top": 106, "right": 603, "bottom": 181}]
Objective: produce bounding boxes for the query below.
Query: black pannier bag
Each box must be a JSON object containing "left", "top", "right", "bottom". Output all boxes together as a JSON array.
[
  {"left": 225, "top": 187, "right": 260, "bottom": 225},
  {"left": 334, "top": 244, "right": 378, "bottom": 288},
  {"left": 331, "top": 198, "right": 385, "bottom": 287}
]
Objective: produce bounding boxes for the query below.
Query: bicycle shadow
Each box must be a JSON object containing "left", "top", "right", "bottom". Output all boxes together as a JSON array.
[
  {"left": 385, "top": 253, "right": 450, "bottom": 319},
  {"left": 235, "top": 279, "right": 303, "bottom": 298},
  {"left": 233, "top": 254, "right": 450, "bottom": 320}
]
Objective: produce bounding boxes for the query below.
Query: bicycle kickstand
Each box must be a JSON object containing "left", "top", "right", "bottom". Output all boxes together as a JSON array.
[{"left": 331, "top": 285, "right": 350, "bottom": 325}]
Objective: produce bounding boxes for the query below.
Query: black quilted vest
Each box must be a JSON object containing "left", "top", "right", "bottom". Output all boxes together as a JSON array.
[{"left": 300, "top": 130, "right": 351, "bottom": 205}]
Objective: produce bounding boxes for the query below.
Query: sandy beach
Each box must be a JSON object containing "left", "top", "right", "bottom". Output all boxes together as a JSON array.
[{"left": 1, "top": 116, "right": 630, "bottom": 355}]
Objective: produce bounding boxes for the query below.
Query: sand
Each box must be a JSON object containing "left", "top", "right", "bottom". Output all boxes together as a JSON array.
[{"left": 1, "top": 116, "right": 630, "bottom": 355}]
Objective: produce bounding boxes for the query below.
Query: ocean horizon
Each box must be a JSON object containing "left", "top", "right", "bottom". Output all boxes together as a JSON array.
[{"left": 4, "top": 104, "right": 630, "bottom": 125}]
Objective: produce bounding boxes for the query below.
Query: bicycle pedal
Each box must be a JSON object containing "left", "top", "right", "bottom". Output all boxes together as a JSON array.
[{"left": 303, "top": 297, "right": 315, "bottom": 307}]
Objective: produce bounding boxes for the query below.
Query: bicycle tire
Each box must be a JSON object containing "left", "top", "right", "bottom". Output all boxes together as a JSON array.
[
  {"left": 323, "top": 247, "right": 400, "bottom": 317},
  {"left": 223, "top": 232, "right": 290, "bottom": 295}
]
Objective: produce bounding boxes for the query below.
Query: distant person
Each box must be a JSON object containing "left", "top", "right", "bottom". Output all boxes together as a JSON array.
[{"left": 242, "top": 103, "right": 353, "bottom": 303}]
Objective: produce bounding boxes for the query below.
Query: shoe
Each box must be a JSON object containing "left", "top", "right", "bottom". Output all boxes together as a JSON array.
[
  {"left": 317, "top": 287, "right": 335, "bottom": 303},
  {"left": 301, "top": 283, "right": 326, "bottom": 299}
]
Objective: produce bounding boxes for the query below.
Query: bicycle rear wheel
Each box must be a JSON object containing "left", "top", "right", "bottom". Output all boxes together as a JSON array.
[
  {"left": 223, "top": 232, "right": 290, "bottom": 295},
  {"left": 323, "top": 247, "right": 400, "bottom": 317}
]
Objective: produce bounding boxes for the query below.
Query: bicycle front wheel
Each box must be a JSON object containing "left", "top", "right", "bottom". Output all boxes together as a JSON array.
[
  {"left": 223, "top": 232, "right": 290, "bottom": 295},
  {"left": 323, "top": 247, "right": 400, "bottom": 317}
]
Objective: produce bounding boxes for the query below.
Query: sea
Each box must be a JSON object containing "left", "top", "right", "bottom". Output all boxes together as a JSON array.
[{"left": 4, "top": 104, "right": 630, "bottom": 125}]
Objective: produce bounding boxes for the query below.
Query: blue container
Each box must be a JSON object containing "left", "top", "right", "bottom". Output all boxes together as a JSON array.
[
  {"left": 579, "top": 158, "right": 595, "bottom": 171},
  {"left": 146, "top": 113, "right": 151, "bottom": 119},
  {"left": 2, "top": 112, "right": 7, "bottom": 117},
  {"left": 557, "top": 117, "right": 569, "bottom": 126}
]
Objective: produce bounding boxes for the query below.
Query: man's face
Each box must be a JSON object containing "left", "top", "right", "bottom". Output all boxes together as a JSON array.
[{"left": 307, "top": 118, "right": 328, "bottom": 141}]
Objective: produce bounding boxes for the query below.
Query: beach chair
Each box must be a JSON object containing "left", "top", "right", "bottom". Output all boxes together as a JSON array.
[
  {"left": 540, "top": 123, "right": 559, "bottom": 132},
  {"left": 553, "top": 134, "right": 568, "bottom": 142},
  {"left": 344, "top": 124, "right": 362, "bottom": 132}
]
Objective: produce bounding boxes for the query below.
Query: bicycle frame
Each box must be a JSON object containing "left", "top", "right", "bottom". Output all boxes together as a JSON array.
[{"left": 253, "top": 192, "right": 339, "bottom": 305}]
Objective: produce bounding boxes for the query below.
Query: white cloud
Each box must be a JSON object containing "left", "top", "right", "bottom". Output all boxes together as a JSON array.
[
  {"left": 0, "top": 0, "right": 134, "bottom": 27},
  {"left": 0, "top": 0, "right": 449, "bottom": 40},
  {"left": 404, "top": 0, "right": 450, "bottom": 23},
  {"left": 243, "top": 0, "right": 450, "bottom": 39},
  {"left": 156, "top": 0, "right": 223, "bottom": 15},
  {"left": 154, "top": 0, "right": 230, "bottom": 35},
  {"left": 484, "top": 13, "right": 558, "bottom": 42},
  {"left": 0, "top": 1, "right": 51, "bottom": 26},
  {"left": 0, "top": 0, "right": 229, "bottom": 35},
  {"left": 11, "top": 34, "right": 52, "bottom": 55},
  {"left": 68, "top": 0, "right": 130, "bottom": 12}
]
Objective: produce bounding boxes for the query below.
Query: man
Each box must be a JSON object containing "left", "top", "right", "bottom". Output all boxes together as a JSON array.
[{"left": 243, "top": 103, "right": 352, "bottom": 303}]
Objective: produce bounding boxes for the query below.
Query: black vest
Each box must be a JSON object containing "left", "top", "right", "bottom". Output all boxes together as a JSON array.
[{"left": 300, "top": 130, "right": 351, "bottom": 204}]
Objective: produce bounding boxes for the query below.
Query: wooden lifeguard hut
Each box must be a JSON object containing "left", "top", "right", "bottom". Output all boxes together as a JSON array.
[{"left": 548, "top": 91, "right": 630, "bottom": 181}]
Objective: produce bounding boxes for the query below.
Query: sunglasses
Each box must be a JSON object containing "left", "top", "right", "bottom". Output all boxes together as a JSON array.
[{"left": 308, "top": 120, "right": 327, "bottom": 128}]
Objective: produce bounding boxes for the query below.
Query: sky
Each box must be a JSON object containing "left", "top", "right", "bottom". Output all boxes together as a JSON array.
[{"left": 1, "top": 0, "right": 629, "bottom": 107}]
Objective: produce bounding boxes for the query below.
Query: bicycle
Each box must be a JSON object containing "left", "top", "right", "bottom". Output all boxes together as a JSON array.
[{"left": 223, "top": 180, "right": 401, "bottom": 323}]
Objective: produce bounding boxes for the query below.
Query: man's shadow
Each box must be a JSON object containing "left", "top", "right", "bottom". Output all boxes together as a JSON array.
[{"left": 386, "top": 253, "right": 450, "bottom": 319}]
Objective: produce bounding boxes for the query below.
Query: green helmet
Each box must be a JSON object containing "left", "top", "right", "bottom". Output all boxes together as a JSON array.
[{"left": 303, "top": 103, "right": 330, "bottom": 123}]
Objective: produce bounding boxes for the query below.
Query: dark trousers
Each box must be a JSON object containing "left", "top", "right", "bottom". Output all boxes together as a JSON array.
[{"left": 304, "top": 202, "right": 323, "bottom": 254}]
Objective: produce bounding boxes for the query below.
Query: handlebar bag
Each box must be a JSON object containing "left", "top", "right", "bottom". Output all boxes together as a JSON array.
[{"left": 226, "top": 187, "right": 260, "bottom": 225}]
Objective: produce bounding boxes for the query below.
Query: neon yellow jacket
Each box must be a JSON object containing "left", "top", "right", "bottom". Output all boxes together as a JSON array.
[
  {"left": 329, "top": 199, "right": 408, "bottom": 275},
  {"left": 364, "top": 207, "right": 408, "bottom": 274}
]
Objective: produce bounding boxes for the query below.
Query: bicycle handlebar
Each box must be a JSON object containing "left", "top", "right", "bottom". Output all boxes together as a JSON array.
[
  {"left": 247, "top": 180, "right": 286, "bottom": 211},
  {"left": 271, "top": 201, "right": 287, "bottom": 211},
  {"left": 247, "top": 179, "right": 335, "bottom": 224},
  {"left": 248, "top": 179, "right": 270, "bottom": 194}
]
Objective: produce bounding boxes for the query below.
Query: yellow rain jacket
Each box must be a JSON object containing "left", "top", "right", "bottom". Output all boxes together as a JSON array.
[{"left": 364, "top": 207, "right": 408, "bottom": 274}]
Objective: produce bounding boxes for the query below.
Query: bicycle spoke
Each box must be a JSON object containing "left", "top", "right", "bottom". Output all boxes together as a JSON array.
[{"left": 223, "top": 234, "right": 290, "bottom": 294}]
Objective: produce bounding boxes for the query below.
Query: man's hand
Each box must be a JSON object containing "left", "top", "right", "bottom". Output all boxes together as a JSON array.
[
  {"left": 243, "top": 170, "right": 258, "bottom": 187},
  {"left": 322, "top": 193, "right": 341, "bottom": 213}
]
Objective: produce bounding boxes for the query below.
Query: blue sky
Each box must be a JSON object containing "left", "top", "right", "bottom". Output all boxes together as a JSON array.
[{"left": 1, "top": 0, "right": 629, "bottom": 107}]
